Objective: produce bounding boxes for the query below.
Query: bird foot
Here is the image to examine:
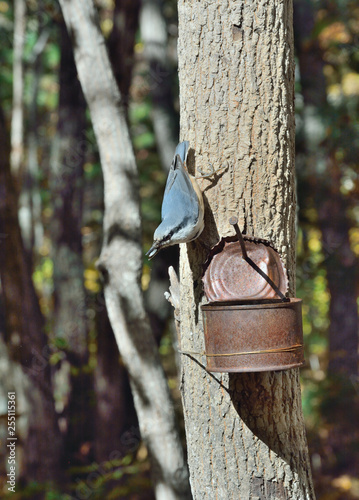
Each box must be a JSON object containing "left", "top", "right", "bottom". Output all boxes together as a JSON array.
[{"left": 195, "top": 161, "right": 228, "bottom": 179}]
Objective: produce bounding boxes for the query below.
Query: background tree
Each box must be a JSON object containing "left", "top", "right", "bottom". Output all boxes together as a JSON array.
[
  {"left": 10, "top": 0, "right": 25, "bottom": 176},
  {"left": 94, "top": 0, "right": 139, "bottom": 461},
  {"left": 49, "top": 19, "right": 91, "bottom": 465},
  {"left": 294, "top": 0, "right": 358, "bottom": 381},
  {"left": 293, "top": 0, "right": 359, "bottom": 490},
  {"left": 140, "top": 0, "right": 178, "bottom": 169},
  {"left": 177, "top": 0, "right": 314, "bottom": 497},
  {"left": 58, "top": 0, "right": 191, "bottom": 498},
  {"left": 0, "top": 104, "right": 63, "bottom": 485}
]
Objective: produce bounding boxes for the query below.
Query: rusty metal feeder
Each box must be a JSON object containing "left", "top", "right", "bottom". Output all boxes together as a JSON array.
[{"left": 201, "top": 217, "right": 304, "bottom": 373}]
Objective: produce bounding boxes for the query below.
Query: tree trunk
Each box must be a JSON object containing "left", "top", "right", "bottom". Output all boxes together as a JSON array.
[
  {"left": 50, "top": 20, "right": 92, "bottom": 464},
  {"left": 95, "top": 2, "right": 139, "bottom": 461},
  {"left": 10, "top": 0, "right": 26, "bottom": 176},
  {"left": 293, "top": 0, "right": 359, "bottom": 479},
  {"left": 140, "top": 0, "right": 179, "bottom": 170},
  {"left": 319, "top": 187, "right": 358, "bottom": 378},
  {"left": 293, "top": 0, "right": 358, "bottom": 379},
  {"left": 58, "top": 1, "right": 191, "bottom": 498},
  {"left": 94, "top": 295, "right": 138, "bottom": 461},
  {"left": 108, "top": 0, "right": 140, "bottom": 113},
  {"left": 18, "top": 25, "right": 49, "bottom": 257},
  {"left": 0, "top": 106, "right": 63, "bottom": 483},
  {"left": 177, "top": 1, "right": 315, "bottom": 498}
]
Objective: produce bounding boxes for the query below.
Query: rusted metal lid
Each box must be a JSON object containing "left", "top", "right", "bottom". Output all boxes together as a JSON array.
[{"left": 202, "top": 235, "right": 288, "bottom": 302}]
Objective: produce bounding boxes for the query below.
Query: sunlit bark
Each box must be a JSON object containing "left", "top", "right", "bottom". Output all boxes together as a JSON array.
[{"left": 178, "top": 1, "right": 315, "bottom": 497}]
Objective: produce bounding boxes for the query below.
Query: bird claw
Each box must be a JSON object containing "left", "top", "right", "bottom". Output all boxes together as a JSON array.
[{"left": 195, "top": 161, "right": 228, "bottom": 179}]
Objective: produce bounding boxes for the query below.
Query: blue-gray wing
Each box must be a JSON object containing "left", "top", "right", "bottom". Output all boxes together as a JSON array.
[
  {"left": 163, "top": 141, "right": 189, "bottom": 197},
  {"left": 161, "top": 145, "right": 199, "bottom": 222},
  {"left": 174, "top": 141, "right": 189, "bottom": 163}
]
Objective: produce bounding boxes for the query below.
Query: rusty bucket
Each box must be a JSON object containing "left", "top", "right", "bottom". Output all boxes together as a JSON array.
[
  {"left": 201, "top": 218, "right": 304, "bottom": 373},
  {"left": 202, "top": 298, "right": 304, "bottom": 373}
]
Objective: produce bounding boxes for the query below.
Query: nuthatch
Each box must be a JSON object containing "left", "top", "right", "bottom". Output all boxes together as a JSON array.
[{"left": 146, "top": 141, "right": 205, "bottom": 259}]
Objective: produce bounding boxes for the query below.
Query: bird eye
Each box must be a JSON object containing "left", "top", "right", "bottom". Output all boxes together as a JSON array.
[{"left": 162, "top": 231, "right": 174, "bottom": 243}]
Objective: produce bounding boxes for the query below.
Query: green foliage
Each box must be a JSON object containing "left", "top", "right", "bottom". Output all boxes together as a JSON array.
[
  {"left": 84, "top": 162, "right": 102, "bottom": 181},
  {"left": 43, "top": 41, "right": 60, "bottom": 69},
  {"left": 67, "top": 453, "right": 152, "bottom": 500},
  {"left": 0, "top": 3, "right": 13, "bottom": 107}
]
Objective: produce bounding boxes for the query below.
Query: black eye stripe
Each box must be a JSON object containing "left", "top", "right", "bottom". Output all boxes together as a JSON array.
[
  {"left": 160, "top": 227, "right": 178, "bottom": 243},
  {"left": 160, "top": 215, "right": 197, "bottom": 244}
]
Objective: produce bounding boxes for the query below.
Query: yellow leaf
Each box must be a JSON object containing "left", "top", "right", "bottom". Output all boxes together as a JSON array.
[
  {"left": 332, "top": 475, "right": 352, "bottom": 491},
  {"left": 319, "top": 22, "right": 350, "bottom": 49},
  {"left": 342, "top": 72, "right": 359, "bottom": 96}
]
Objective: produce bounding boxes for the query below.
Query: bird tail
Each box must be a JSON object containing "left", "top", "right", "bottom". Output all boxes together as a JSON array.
[{"left": 174, "top": 141, "right": 189, "bottom": 163}]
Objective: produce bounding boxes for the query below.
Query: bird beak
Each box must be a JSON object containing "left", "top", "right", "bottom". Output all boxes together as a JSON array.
[{"left": 146, "top": 243, "right": 160, "bottom": 260}]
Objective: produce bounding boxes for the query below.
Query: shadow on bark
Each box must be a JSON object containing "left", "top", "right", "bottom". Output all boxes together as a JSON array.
[{"left": 229, "top": 370, "right": 312, "bottom": 495}]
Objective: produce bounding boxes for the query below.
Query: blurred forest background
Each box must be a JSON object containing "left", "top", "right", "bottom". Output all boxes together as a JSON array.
[{"left": 0, "top": 0, "right": 358, "bottom": 498}]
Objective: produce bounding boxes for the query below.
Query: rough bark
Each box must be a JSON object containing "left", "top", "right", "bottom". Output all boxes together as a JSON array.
[
  {"left": 293, "top": 0, "right": 358, "bottom": 378},
  {"left": 177, "top": 1, "right": 315, "bottom": 498},
  {"left": 50, "top": 20, "right": 92, "bottom": 462},
  {"left": 0, "top": 106, "right": 63, "bottom": 483},
  {"left": 58, "top": 1, "right": 191, "bottom": 498}
]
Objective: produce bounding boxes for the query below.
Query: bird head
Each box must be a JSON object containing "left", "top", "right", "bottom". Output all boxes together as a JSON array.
[{"left": 146, "top": 224, "right": 173, "bottom": 260}]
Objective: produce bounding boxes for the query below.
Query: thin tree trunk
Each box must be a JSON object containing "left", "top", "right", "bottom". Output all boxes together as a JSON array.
[
  {"left": 110, "top": 0, "right": 180, "bottom": 347},
  {"left": 50, "top": 20, "right": 91, "bottom": 464},
  {"left": 26, "top": 51, "right": 43, "bottom": 255},
  {"left": 294, "top": 0, "right": 359, "bottom": 480},
  {"left": 108, "top": 0, "right": 140, "bottom": 113},
  {"left": 10, "top": 0, "right": 26, "bottom": 176},
  {"left": 177, "top": 1, "right": 315, "bottom": 498},
  {"left": 58, "top": 1, "right": 191, "bottom": 498},
  {"left": 319, "top": 186, "right": 358, "bottom": 377},
  {"left": 140, "top": 0, "right": 178, "bottom": 170},
  {"left": 95, "top": 1, "right": 139, "bottom": 461},
  {"left": 94, "top": 296, "right": 138, "bottom": 461},
  {"left": 19, "top": 27, "right": 49, "bottom": 256},
  {"left": 293, "top": 0, "right": 358, "bottom": 379},
  {"left": 0, "top": 106, "right": 63, "bottom": 484}
]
